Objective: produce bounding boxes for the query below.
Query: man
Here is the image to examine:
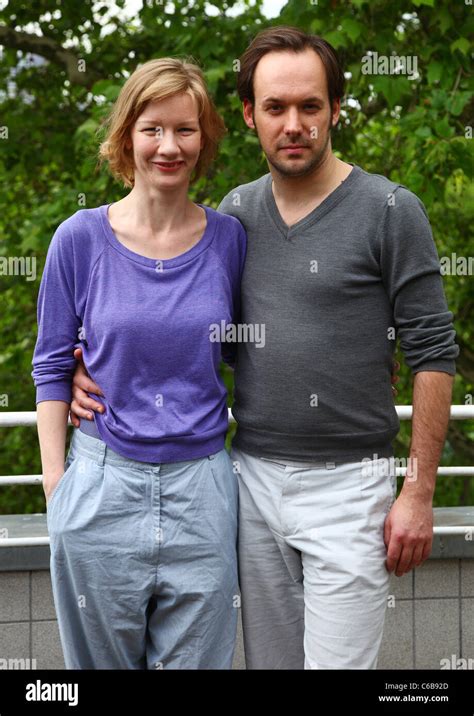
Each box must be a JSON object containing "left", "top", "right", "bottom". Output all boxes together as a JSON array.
[{"left": 69, "top": 27, "right": 458, "bottom": 669}]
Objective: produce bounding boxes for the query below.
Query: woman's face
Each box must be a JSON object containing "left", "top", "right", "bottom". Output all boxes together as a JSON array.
[{"left": 127, "top": 92, "right": 204, "bottom": 191}]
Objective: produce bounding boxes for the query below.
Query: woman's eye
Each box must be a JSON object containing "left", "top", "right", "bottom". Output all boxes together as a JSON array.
[{"left": 178, "top": 128, "right": 195, "bottom": 133}]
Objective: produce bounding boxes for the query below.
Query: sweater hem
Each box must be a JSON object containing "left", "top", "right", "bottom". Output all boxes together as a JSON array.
[{"left": 232, "top": 427, "right": 397, "bottom": 463}]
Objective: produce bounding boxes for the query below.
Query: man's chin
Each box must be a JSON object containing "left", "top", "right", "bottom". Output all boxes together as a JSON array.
[{"left": 268, "top": 157, "right": 319, "bottom": 178}]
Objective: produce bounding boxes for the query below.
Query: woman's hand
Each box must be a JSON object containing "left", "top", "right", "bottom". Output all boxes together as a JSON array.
[
  {"left": 69, "top": 348, "right": 105, "bottom": 427},
  {"left": 43, "top": 467, "right": 66, "bottom": 503}
]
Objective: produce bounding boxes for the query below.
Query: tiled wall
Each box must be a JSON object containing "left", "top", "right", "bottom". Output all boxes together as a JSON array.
[
  {"left": 378, "top": 559, "right": 474, "bottom": 669},
  {"left": 0, "top": 571, "right": 64, "bottom": 669},
  {"left": 0, "top": 561, "right": 472, "bottom": 670}
]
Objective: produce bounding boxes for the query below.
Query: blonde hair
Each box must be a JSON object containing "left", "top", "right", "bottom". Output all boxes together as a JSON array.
[{"left": 96, "top": 57, "right": 226, "bottom": 188}]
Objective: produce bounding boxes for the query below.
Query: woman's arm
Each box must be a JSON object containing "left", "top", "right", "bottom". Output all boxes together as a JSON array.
[{"left": 37, "top": 400, "right": 70, "bottom": 500}]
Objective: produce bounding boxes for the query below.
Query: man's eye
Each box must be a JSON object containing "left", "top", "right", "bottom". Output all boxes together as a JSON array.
[
  {"left": 268, "top": 106, "right": 282, "bottom": 112},
  {"left": 304, "top": 105, "right": 319, "bottom": 110}
]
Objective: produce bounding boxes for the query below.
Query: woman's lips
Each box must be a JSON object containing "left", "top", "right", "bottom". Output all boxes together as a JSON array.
[{"left": 152, "top": 161, "right": 185, "bottom": 171}]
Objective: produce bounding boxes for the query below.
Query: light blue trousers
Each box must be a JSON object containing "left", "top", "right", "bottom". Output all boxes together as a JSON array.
[{"left": 47, "top": 429, "right": 239, "bottom": 669}]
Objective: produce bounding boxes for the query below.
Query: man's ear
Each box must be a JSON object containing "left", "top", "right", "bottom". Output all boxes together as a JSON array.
[
  {"left": 331, "top": 98, "right": 341, "bottom": 127},
  {"left": 243, "top": 99, "right": 256, "bottom": 129}
]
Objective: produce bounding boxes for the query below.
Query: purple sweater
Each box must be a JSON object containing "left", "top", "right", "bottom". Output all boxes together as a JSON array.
[{"left": 32, "top": 204, "right": 247, "bottom": 462}]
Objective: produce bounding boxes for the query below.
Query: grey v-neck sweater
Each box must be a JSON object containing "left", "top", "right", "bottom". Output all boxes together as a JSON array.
[{"left": 217, "top": 164, "right": 458, "bottom": 462}]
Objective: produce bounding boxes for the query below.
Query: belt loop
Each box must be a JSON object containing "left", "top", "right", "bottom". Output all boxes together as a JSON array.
[
  {"left": 326, "top": 462, "right": 336, "bottom": 470},
  {"left": 96, "top": 439, "right": 107, "bottom": 467}
]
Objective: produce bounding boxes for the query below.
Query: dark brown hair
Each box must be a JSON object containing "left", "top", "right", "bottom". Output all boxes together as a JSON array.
[{"left": 237, "top": 26, "right": 345, "bottom": 109}]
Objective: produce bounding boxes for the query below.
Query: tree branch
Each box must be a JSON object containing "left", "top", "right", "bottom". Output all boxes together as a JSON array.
[{"left": 0, "top": 25, "right": 100, "bottom": 87}]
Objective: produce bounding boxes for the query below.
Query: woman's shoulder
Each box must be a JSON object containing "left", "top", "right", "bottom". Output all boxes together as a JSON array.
[
  {"left": 55, "top": 204, "right": 104, "bottom": 234},
  {"left": 50, "top": 205, "right": 108, "bottom": 255}
]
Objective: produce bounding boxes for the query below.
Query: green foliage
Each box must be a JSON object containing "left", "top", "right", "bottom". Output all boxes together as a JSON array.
[{"left": 0, "top": 0, "right": 472, "bottom": 513}]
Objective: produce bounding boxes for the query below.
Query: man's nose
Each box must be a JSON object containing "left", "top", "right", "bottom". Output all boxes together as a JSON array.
[{"left": 283, "top": 108, "right": 304, "bottom": 136}]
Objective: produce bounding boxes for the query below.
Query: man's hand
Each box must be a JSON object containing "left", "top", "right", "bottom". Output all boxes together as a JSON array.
[
  {"left": 384, "top": 492, "right": 433, "bottom": 576},
  {"left": 69, "top": 348, "right": 105, "bottom": 427}
]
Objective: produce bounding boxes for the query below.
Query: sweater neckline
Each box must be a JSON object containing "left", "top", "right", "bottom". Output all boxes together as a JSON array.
[
  {"left": 264, "top": 163, "right": 362, "bottom": 239},
  {"left": 99, "top": 202, "right": 217, "bottom": 269}
]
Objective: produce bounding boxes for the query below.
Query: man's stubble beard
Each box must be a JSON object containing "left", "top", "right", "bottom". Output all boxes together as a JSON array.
[{"left": 252, "top": 112, "right": 333, "bottom": 179}]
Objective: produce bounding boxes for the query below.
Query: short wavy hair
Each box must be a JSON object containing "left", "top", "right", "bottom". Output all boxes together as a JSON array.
[{"left": 96, "top": 57, "right": 226, "bottom": 188}]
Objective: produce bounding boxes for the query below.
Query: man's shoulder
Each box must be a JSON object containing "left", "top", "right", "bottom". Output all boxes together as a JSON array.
[
  {"left": 217, "top": 174, "right": 269, "bottom": 218},
  {"left": 356, "top": 165, "right": 424, "bottom": 212}
]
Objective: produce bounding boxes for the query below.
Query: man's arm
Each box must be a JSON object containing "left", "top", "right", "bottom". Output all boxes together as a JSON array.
[{"left": 384, "top": 371, "right": 454, "bottom": 576}]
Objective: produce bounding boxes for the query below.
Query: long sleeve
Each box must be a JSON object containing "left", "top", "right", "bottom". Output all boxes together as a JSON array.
[
  {"left": 379, "top": 187, "right": 459, "bottom": 375},
  {"left": 31, "top": 222, "right": 81, "bottom": 404},
  {"left": 218, "top": 217, "right": 247, "bottom": 368}
]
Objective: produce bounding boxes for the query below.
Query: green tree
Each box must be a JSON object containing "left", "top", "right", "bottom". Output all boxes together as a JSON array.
[{"left": 0, "top": 0, "right": 472, "bottom": 513}]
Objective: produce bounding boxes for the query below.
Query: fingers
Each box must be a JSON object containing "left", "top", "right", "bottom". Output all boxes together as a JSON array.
[
  {"left": 73, "top": 347, "right": 84, "bottom": 364},
  {"left": 421, "top": 539, "right": 433, "bottom": 564},
  {"left": 385, "top": 534, "right": 400, "bottom": 574},
  {"left": 389, "top": 540, "right": 432, "bottom": 576},
  {"left": 69, "top": 409, "right": 80, "bottom": 428},
  {"left": 412, "top": 543, "right": 425, "bottom": 569},
  {"left": 70, "top": 398, "right": 99, "bottom": 421},
  {"left": 72, "top": 371, "right": 104, "bottom": 396},
  {"left": 392, "top": 360, "right": 400, "bottom": 372},
  {"left": 394, "top": 545, "right": 415, "bottom": 576},
  {"left": 71, "top": 380, "right": 105, "bottom": 409}
]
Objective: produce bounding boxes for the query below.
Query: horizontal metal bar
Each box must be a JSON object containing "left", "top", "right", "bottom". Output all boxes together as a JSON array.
[
  {"left": 0, "top": 537, "right": 50, "bottom": 547},
  {"left": 395, "top": 467, "right": 474, "bottom": 477},
  {"left": 0, "top": 476, "right": 43, "bottom": 486},
  {"left": 433, "top": 526, "right": 473, "bottom": 536},
  {"left": 395, "top": 405, "right": 474, "bottom": 420},
  {"left": 0, "top": 406, "right": 473, "bottom": 428},
  {"left": 1, "top": 467, "right": 473, "bottom": 487},
  {"left": 0, "top": 525, "right": 472, "bottom": 547}
]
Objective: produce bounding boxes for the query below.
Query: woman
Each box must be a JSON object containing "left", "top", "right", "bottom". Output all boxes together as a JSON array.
[{"left": 31, "top": 58, "right": 246, "bottom": 670}]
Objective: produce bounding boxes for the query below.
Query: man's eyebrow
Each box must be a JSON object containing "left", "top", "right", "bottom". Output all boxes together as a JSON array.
[{"left": 261, "top": 96, "right": 325, "bottom": 104}]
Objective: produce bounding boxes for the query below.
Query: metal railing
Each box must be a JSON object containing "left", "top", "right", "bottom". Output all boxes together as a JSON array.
[{"left": 0, "top": 407, "right": 473, "bottom": 546}]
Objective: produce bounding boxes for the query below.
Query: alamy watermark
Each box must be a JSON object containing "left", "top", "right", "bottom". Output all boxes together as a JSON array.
[
  {"left": 0, "top": 256, "right": 37, "bottom": 281},
  {"left": 209, "top": 321, "right": 266, "bottom": 349},
  {"left": 361, "top": 52, "right": 418, "bottom": 77}
]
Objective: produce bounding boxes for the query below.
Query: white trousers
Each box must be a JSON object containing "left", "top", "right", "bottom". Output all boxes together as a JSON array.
[{"left": 231, "top": 448, "right": 397, "bottom": 670}]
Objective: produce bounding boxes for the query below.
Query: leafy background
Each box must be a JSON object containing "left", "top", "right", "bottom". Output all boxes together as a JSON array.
[{"left": 0, "top": 0, "right": 472, "bottom": 514}]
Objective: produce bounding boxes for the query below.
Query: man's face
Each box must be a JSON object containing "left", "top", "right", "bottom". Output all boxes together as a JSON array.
[{"left": 243, "top": 49, "right": 340, "bottom": 178}]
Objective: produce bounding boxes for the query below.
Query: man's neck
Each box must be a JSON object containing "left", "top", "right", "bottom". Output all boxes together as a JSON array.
[{"left": 270, "top": 153, "right": 353, "bottom": 208}]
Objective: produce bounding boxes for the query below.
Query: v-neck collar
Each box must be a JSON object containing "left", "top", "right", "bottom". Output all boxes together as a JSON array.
[{"left": 264, "top": 163, "right": 362, "bottom": 240}]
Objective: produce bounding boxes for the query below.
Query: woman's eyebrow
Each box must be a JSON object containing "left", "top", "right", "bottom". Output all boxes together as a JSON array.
[{"left": 136, "top": 118, "right": 199, "bottom": 124}]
